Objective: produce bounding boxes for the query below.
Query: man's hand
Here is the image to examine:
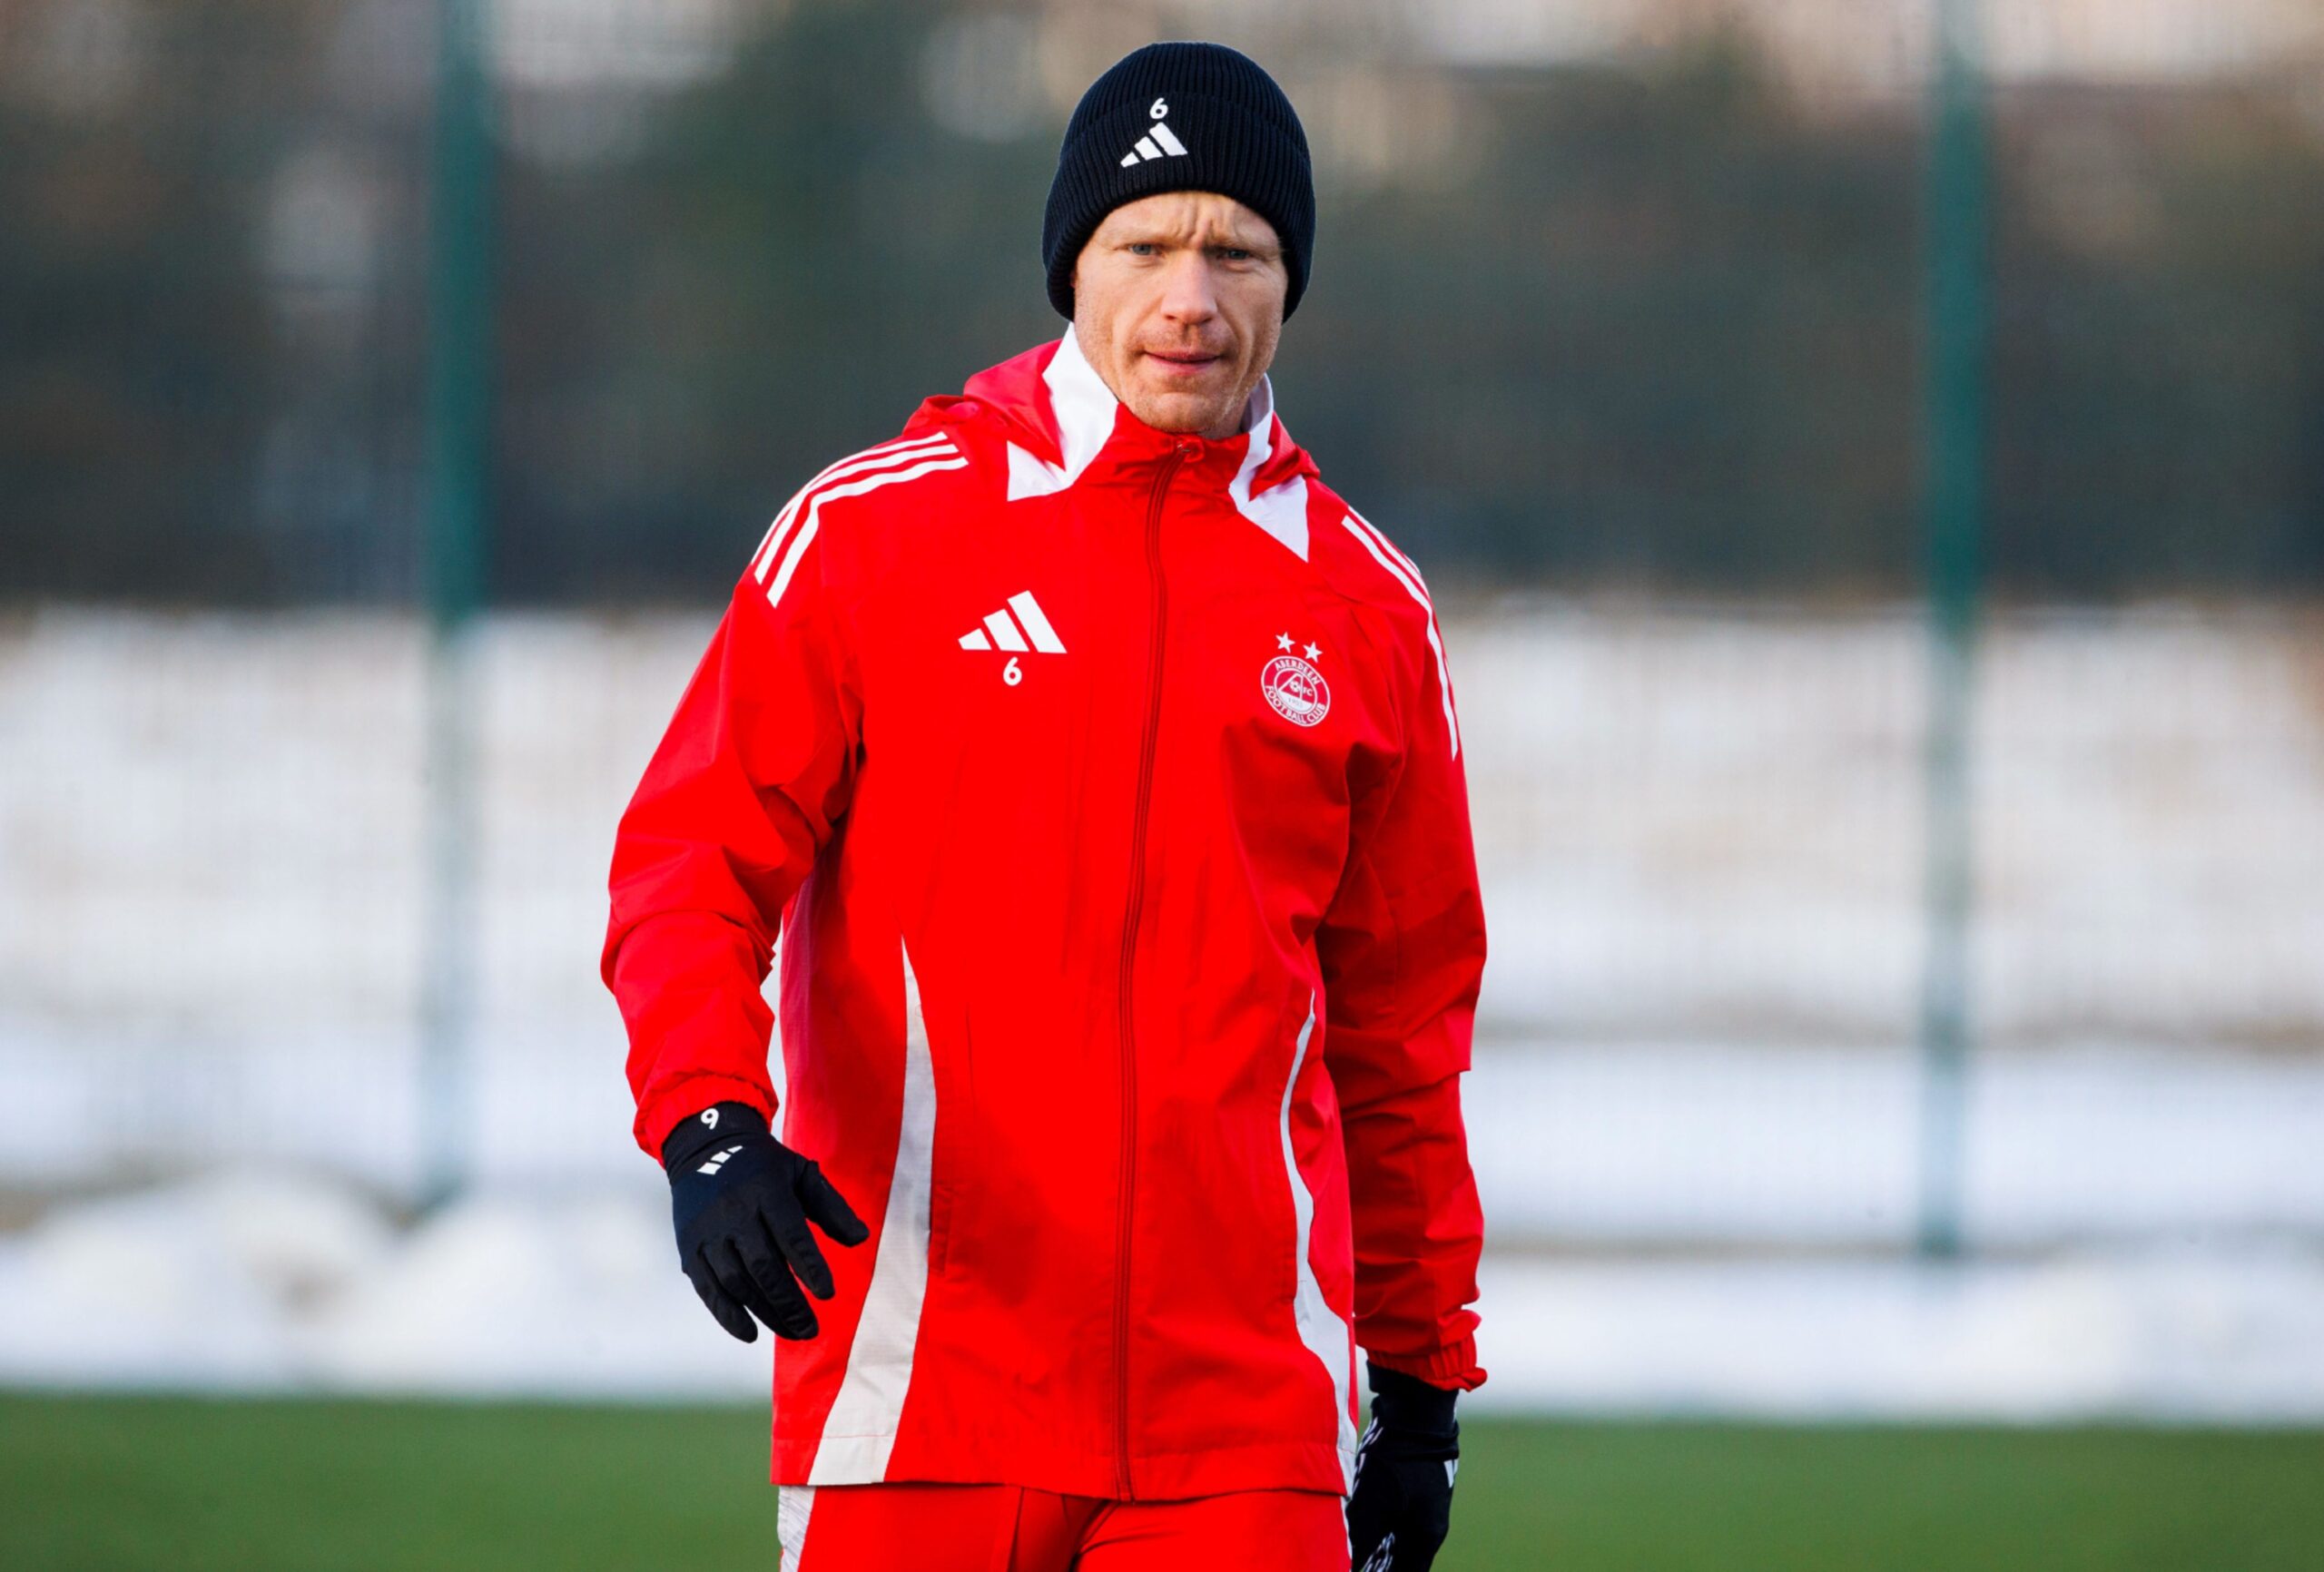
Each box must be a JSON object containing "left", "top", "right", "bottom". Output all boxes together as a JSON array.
[
  {"left": 663, "top": 1102, "right": 870, "bottom": 1341},
  {"left": 1347, "top": 1362, "right": 1461, "bottom": 1572}
]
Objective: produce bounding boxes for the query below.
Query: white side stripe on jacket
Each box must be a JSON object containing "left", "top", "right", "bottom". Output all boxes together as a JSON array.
[
  {"left": 1283, "top": 999, "right": 1360, "bottom": 1490},
  {"left": 805, "top": 939, "right": 938, "bottom": 1483},
  {"left": 760, "top": 448, "right": 967, "bottom": 614},
  {"left": 1340, "top": 508, "right": 1461, "bottom": 761},
  {"left": 749, "top": 435, "right": 960, "bottom": 584},
  {"left": 750, "top": 435, "right": 955, "bottom": 581}
]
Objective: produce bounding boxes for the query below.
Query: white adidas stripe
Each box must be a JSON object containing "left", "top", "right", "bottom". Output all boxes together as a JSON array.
[
  {"left": 1341, "top": 509, "right": 1462, "bottom": 760},
  {"left": 1343, "top": 505, "right": 1427, "bottom": 601},
  {"left": 749, "top": 435, "right": 958, "bottom": 582},
  {"left": 1006, "top": 592, "right": 1065, "bottom": 654},
  {"left": 1118, "top": 121, "right": 1191, "bottom": 166},
  {"left": 764, "top": 452, "right": 968, "bottom": 613},
  {"left": 752, "top": 437, "right": 958, "bottom": 584},
  {"left": 750, "top": 434, "right": 955, "bottom": 581},
  {"left": 1354, "top": 503, "right": 1427, "bottom": 585},
  {"left": 981, "top": 610, "right": 1029, "bottom": 653},
  {"left": 956, "top": 591, "right": 1066, "bottom": 655}
]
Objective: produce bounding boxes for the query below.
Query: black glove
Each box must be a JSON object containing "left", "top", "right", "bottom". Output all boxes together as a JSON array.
[
  {"left": 1347, "top": 1362, "right": 1461, "bottom": 1572},
  {"left": 662, "top": 1102, "right": 870, "bottom": 1342}
]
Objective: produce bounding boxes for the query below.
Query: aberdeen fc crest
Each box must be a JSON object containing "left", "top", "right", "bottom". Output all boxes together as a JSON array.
[{"left": 1261, "top": 635, "right": 1331, "bottom": 727}]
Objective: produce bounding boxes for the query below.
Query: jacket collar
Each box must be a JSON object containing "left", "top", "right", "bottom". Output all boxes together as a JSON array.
[{"left": 935, "top": 334, "right": 1316, "bottom": 560}]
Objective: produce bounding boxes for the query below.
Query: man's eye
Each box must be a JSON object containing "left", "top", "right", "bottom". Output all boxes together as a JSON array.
[
  {"left": 1128, "top": 242, "right": 1160, "bottom": 256},
  {"left": 1216, "top": 248, "right": 1252, "bottom": 260}
]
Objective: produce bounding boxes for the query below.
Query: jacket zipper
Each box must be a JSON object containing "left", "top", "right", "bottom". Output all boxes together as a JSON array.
[{"left": 1113, "top": 440, "right": 1190, "bottom": 1498}]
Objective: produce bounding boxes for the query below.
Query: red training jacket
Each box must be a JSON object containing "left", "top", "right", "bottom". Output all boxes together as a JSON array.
[{"left": 604, "top": 333, "right": 1487, "bottom": 1501}]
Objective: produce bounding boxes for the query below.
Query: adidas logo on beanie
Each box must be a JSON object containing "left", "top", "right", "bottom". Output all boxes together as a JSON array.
[{"left": 1040, "top": 41, "right": 1316, "bottom": 321}]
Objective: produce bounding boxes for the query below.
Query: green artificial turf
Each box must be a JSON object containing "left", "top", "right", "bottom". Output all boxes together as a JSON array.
[{"left": 1, "top": 1394, "right": 2318, "bottom": 1570}]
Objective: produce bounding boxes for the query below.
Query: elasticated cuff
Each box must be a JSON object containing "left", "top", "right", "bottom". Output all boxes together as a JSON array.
[{"left": 1365, "top": 1336, "right": 1487, "bottom": 1393}]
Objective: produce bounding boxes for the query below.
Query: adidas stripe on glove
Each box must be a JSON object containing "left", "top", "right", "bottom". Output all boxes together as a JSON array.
[
  {"left": 663, "top": 1102, "right": 869, "bottom": 1342},
  {"left": 1347, "top": 1362, "right": 1461, "bottom": 1572}
]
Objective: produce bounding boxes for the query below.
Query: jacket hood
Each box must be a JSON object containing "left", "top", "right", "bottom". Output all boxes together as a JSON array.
[{"left": 906, "top": 333, "right": 1321, "bottom": 559}]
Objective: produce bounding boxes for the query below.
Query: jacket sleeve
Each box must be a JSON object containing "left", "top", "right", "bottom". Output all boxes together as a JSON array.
[
  {"left": 1317, "top": 602, "right": 1489, "bottom": 1391},
  {"left": 602, "top": 534, "right": 861, "bottom": 1164}
]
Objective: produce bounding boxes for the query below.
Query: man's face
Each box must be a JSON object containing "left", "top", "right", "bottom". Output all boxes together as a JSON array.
[{"left": 1070, "top": 192, "right": 1287, "bottom": 441}]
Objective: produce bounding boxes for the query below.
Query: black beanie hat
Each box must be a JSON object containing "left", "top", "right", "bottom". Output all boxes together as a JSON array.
[{"left": 1041, "top": 42, "right": 1315, "bottom": 321}]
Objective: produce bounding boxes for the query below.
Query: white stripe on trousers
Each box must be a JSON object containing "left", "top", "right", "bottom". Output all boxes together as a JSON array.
[{"left": 777, "top": 1484, "right": 814, "bottom": 1572}]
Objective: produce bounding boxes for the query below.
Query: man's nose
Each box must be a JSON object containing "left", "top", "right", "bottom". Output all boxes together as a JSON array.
[{"left": 1156, "top": 252, "right": 1218, "bottom": 325}]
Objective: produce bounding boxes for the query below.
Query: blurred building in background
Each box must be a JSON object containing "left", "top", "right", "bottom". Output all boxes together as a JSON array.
[{"left": 2, "top": 0, "right": 2322, "bottom": 1416}]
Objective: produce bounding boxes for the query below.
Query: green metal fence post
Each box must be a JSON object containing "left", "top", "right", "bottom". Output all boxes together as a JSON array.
[
  {"left": 1915, "top": 0, "right": 1991, "bottom": 1260},
  {"left": 419, "top": 0, "right": 496, "bottom": 1210}
]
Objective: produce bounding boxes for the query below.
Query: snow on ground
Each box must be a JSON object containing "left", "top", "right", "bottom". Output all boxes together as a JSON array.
[
  {"left": 1475, "top": 1247, "right": 2324, "bottom": 1423},
  {"left": 1465, "top": 1041, "right": 2324, "bottom": 1249},
  {"left": 5, "top": 602, "right": 2320, "bottom": 1063},
  {"left": 1456, "top": 600, "right": 2324, "bottom": 1043},
  {"left": 5, "top": 1033, "right": 2322, "bottom": 1249},
  {"left": 3, "top": 602, "right": 2320, "bottom": 1202},
  {"left": 0, "top": 1171, "right": 763, "bottom": 1400},
  {"left": 5, "top": 604, "right": 2322, "bottom": 1415},
  {"left": 4, "top": 1170, "right": 2322, "bottom": 1422}
]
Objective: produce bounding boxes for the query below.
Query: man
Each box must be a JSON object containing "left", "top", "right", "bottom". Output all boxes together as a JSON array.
[{"left": 605, "top": 41, "right": 1484, "bottom": 1572}]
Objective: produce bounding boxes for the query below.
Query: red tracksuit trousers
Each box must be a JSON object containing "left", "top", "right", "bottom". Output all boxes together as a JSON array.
[{"left": 777, "top": 1482, "right": 1349, "bottom": 1571}]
